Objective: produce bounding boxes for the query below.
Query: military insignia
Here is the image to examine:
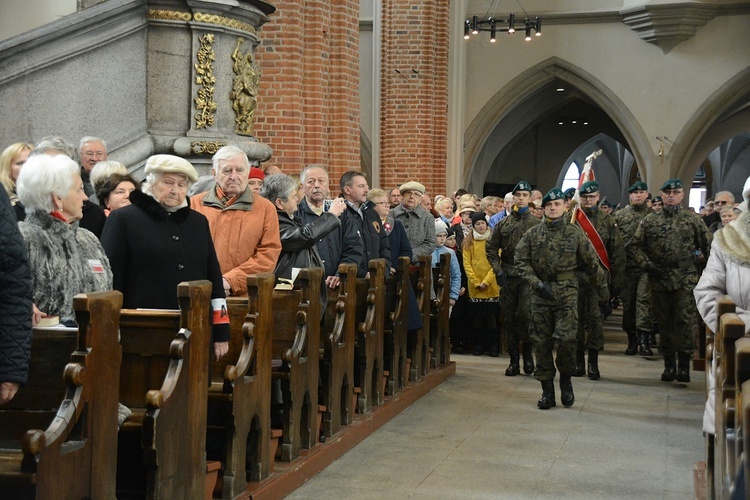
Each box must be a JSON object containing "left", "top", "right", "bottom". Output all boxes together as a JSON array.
[{"left": 372, "top": 221, "right": 380, "bottom": 233}]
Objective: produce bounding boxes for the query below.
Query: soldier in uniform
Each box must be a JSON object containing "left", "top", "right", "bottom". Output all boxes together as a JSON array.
[
  {"left": 574, "top": 181, "right": 625, "bottom": 380},
  {"left": 485, "top": 180, "right": 541, "bottom": 376},
  {"left": 651, "top": 195, "right": 663, "bottom": 213},
  {"left": 629, "top": 179, "right": 712, "bottom": 382},
  {"left": 515, "top": 188, "right": 609, "bottom": 409},
  {"left": 613, "top": 181, "right": 655, "bottom": 356}
]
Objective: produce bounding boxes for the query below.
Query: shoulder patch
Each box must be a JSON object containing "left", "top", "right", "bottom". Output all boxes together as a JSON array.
[{"left": 372, "top": 221, "right": 380, "bottom": 233}]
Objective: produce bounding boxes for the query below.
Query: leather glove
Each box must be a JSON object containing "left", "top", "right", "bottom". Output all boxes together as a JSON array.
[
  {"left": 496, "top": 269, "right": 507, "bottom": 288},
  {"left": 645, "top": 262, "right": 666, "bottom": 279},
  {"left": 534, "top": 282, "right": 554, "bottom": 301},
  {"left": 599, "top": 300, "right": 612, "bottom": 318}
]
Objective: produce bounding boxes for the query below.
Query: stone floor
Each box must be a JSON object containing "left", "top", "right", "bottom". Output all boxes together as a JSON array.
[{"left": 287, "top": 311, "right": 706, "bottom": 499}]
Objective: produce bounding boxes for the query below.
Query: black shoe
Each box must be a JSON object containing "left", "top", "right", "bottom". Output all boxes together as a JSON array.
[
  {"left": 638, "top": 331, "right": 653, "bottom": 356},
  {"left": 537, "top": 380, "right": 556, "bottom": 410},
  {"left": 522, "top": 343, "right": 535, "bottom": 374},
  {"left": 559, "top": 376, "right": 575, "bottom": 407},
  {"left": 661, "top": 355, "right": 676, "bottom": 382},
  {"left": 587, "top": 349, "right": 600, "bottom": 380},
  {"left": 676, "top": 352, "right": 691, "bottom": 382},
  {"left": 505, "top": 363, "right": 520, "bottom": 376},
  {"left": 624, "top": 332, "right": 637, "bottom": 355},
  {"left": 488, "top": 346, "right": 500, "bottom": 357},
  {"left": 572, "top": 350, "right": 585, "bottom": 377},
  {"left": 473, "top": 345, "right": 483, "bottom": 356}
]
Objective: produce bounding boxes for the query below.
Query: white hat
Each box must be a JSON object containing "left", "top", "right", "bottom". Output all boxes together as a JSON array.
[
  {"left": 144, "top": 154, "right": 198, "bottom": 183},
  {"left": 399, "top": 180, "right": 426, "bottom": 195},
  {"left": 434, "top": 219, "right": 448, "bottom": 235}
]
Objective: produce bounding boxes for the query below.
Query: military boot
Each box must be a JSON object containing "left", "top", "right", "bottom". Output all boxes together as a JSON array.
[
  {"left": 661, "top": 355, "right": 676, "bottom": 382},
  {"left": 624, "top": 332, "right": 638, "bottom": 355},
  {"left": 676, "top": 352, "right": 691, "bottom": 383},
  {"left": 537, "top": 380, "right": 556, "bottom": 410},
  {"left": 587, "top": 348, "right": 600, "bottom": 380},
  {"left": 522, "top": 342, "right": 535, "bottom": 375},
  {"left": 559, "top": 376, "right": 575, "bottom": 407},
  {"left": 650, "top": 332, "right": 658, "bottom": 347},
  {"left": 638, "top": 330, "right": 653, "bottom": 356},
  {"left": 573, "top": 350, "right": 585, "bottom": 377},
  {"left": 505, "top": 349, "right": 520, "bottom": 377}
]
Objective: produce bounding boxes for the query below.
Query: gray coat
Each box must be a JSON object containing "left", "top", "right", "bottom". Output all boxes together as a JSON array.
[
  {"left": 389, "top": 204, "right": 436, "bottom": 259},
  {"left": 19, "top": 211, "right": 112, "bottom": 323}
]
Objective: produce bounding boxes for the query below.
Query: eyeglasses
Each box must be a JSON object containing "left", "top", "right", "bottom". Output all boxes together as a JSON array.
[
  {"left": 662, "top": 189, "right": 682, "bottom": 196},
  {"left": 374, "top": 201, "right": 390, "bottom": 206},
  {"left": 580, "top": 194, "right": 598, "bottom": 200},
  {"left": 715, "top": 200, "right": 730, "bottom": 206}
]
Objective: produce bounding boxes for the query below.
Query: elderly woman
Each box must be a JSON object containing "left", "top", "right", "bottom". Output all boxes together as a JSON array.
[
  {"left": 100, "top": 155, "right": 228, "bottom": 361},
  {"left": 89, "top": 160, "right": 128, "bottom": 205},
  {"left": 96, "top": 173, "right": 137, "bottom": 215},
  {"left": 0, "top": 142, "right": 33, "bottom": 221},
  {"left": 16, "top": 154, "right": 112, "bottom": 325},
  {"left": 261, "top": 174, "right": 345, "bottom": 283}
]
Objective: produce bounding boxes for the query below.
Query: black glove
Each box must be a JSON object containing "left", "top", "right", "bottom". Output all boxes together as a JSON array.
[
  {"left": 534, "top": 282, "right": 554, "bottom": 301},
  {"left": 599, "top": 300, "right": 612, "bottom": 318},
  {"left": 645, "top": 262, "right": 666, "bottom": 279},
  {"left": 496, "top": 269, "right": 507, "bottom": 288}
]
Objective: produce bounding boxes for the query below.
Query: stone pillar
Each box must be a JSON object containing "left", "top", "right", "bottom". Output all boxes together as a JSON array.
[
  {"left": 145, "top": 0, "right": 275, "bottom": 172},
  {"left": 379, "top": 0, "right": 450, "bottom": 197}
]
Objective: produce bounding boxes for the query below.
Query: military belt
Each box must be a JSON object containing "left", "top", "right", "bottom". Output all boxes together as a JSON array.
[{"left": 544, "top": 271, "right": 576, "bottom": 282}]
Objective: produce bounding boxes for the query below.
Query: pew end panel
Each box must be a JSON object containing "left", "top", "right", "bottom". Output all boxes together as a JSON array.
[
  {"left": 354, "top": 259, "right": 386, "bottom": 414},
  {"left": 431, "top": 252, "right": 452, "bottom": 367},
  {"left": 384, "top": 257, "right": 410, "bottom": 396},
  {"left": 408, "top": 255, "right": 431, "bottom": 381}
]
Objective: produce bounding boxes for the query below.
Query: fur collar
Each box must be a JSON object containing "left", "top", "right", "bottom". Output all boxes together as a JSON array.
[
  {"left": 715, "top": 211, "right": 750, "bottom": 266},
  {"left": 129, "top": 189, "right": 191, "bottom": 223}
]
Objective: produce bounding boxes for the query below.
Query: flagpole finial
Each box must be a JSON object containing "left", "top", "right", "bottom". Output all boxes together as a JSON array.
[{"left": 585, "top": 149, "right": 603, "bottom": 164}]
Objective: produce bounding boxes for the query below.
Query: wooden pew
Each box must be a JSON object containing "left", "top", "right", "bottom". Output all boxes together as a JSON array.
[
  {"left": 207, "top": 274, "right": 275, "bottom": 498},
  {"left": 354, "top": 259, "right": 386, "bottom": 414},
  {"left": 408, "top": 255, "right": 432, "bottom": 381},
  {"left": 0, "top": 290, "right": 123, "bottom": 499},
  {"left": 431, "top": 252, "right": 452, "bottom": 368},
  {"left": 116, "top": 280, "right": 211, "bottom": 499},
  {"left": 272, "top": 268, "right": 323, "bottom": 462},
  {"left": 320, "top": 263, "right": 357, "bottom": 437},
  {"left": 384, "top": 257, "right": 409, "bottom": 396}
]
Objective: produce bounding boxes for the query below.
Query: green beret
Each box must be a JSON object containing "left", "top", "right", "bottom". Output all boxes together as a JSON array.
[
  {"left": 628, "top": 181, "right": 648, "bottom": 192},
  {"left": 600, "top": 197, "right": 612, "bottom": 207},
  {"left": 652, "top": 195, "right": 662, "bottom": 203},
  {"left": 512, "top": 180, "right": 532, "bottom": 194},
  {"left": 580, "top": 181, "right": 599, "bottom": 194},
  {"left": 563, "top": 187, "right": 576, "bottom": 200},
  {"left": 542, "top": 188, "right": 565, "bottom": 206},
  {"left": 660, "top": 179, "right": 682, "bottom": 191}
]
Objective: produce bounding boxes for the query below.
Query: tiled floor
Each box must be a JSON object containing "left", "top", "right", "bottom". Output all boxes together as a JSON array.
[{"left": 287, "top": 311, "right": 706, "bottom": 499}]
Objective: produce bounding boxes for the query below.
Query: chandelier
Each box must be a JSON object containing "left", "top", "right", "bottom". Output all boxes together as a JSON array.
[{"left": 464, "top": 1, "right": 542, "bottom": 43}]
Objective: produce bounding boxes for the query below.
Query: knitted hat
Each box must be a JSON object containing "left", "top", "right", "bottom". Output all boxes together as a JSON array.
[
  {"left": 469, "top": 211, "right": 487, "bottom": 227},
  {"left": 249, "top": 167, "right": 265, "bottom": 180},
  {"left": 144, "top": 154, "right": 198, "bottom": 183},
  {"left": 434, "top": 219, "right": 448, "bottom": 235}
]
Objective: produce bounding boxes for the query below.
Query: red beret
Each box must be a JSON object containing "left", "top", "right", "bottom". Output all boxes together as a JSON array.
[{"left": 248, "top": 167, "right": 265, "bottom": 181}]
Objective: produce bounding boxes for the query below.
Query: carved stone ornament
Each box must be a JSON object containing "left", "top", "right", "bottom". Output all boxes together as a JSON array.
[
  {"left": 190, "top": 141, "right": 227, "bottom": 155},
  {"left": 194, "top": 33, "right": 217, "bottom": 130},
  {"left": 230, "top": 38, "right": 261, "bottom": 137},
  {"left": 146, "top": 10, "right": 256, "bottom": 36}
]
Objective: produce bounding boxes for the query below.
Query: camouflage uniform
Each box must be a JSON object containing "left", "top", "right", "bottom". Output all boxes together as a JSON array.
[
  {"left": 575, "top": 206, "right": 625, "bottom": 378},
  {"left": 629, "top": 205, "right": 711, "bottom": 380},
  {"left": 515, "top": 218, "right": 609, "bottom": 382},
  {"left": 613, "top": 202, "right": 654, "bottom": 353},
  {"left": 486, "top": 206, "right": 540, "bottom": 375}
]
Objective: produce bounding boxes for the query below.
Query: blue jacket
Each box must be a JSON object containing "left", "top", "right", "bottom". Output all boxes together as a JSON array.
[{"left": 432, "top": 246, "right": 461, "bottom": 301}]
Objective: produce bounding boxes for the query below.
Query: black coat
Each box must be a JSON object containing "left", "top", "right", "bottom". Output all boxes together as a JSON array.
[
  {"left": 340, "top": 201, "right": 391, "bottom": 277},
  {"left": 274, "top": 210, "right": 341, "bottom": 282},
  {"left": 101, "top": 190, "right": 229, "bottom": 342},
  {"left": 0, "top": 188, "right": 33, "bottom": 385}
]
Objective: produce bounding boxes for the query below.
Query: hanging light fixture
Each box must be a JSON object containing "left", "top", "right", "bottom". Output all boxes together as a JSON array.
[{"left": 464, "top": 1, "right": 541, "bottom": 43}]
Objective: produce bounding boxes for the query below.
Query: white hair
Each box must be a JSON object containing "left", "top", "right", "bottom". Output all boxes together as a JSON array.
[
  {"left": 79, "top": 136, "right": 107, "bottom": 151},
  {"left": 32, "top": 136, "right": 77, "bottom": 160},
  {"left": 211, "top": 145, "right": 248, "bottom": 172},
  {"left": 504, "top": 193, "right": 514, "bottom": 203},
  {"left": 300, "top": 164, "right": 328, "bottom": 184},
  {"left": 90, "top": 160, "right": 127, "bottom": 191},
  {"left": 141, "top": 172, "right": 193, "bottom": 195},
  {"left": 17, "top": 154, "right": 79, "bottom": 214}
]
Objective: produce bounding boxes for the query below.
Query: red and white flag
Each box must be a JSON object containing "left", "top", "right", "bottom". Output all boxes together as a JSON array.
[{"left": 571, "top": 149, "right": 610, "bottom": 273}]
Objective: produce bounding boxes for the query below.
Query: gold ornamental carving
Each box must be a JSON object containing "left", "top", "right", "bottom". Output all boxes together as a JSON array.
[
  {"left": 146, "top": 10, "right": 256, "bottom": 36},
  {"left": 146, "top": 9, "right": 192, "bottom": 22},
  {"left": 230, "top": 38, "right": 261, "bottom": 137},
  {"left": 190, "top": 141, "right": 227, "bottom": 155},
  {"left": 194, "top": 33, "right": 217, "bottom": 130}
]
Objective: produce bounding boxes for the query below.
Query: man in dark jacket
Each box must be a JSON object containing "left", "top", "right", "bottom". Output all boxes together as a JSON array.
[
  {"left": 339, "top": 171, "right": 391, "bottom": 277},
  {"left": 296, "top": 165, "right": 363, "bottom": 288},
  {"left": 0, "top": 187, "right": 33, "bottom": 404}
]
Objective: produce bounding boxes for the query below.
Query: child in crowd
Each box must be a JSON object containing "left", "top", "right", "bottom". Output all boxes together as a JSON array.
[{"left": 431, "top": 220, "right": 461, "bottom": 310}]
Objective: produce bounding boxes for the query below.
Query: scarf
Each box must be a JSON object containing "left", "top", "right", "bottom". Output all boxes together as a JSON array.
[
  {"left": 472, "top": 229, "right": 490, "bottom": 241},
  {"left": 215, "top": 184, "right": 240, "bottom": 208},
  {"left": 460, "top": 222, "right": 471, "bottom": 237},
  {"left": 715, "top": 211, "right": 750, "bottom": 266}
]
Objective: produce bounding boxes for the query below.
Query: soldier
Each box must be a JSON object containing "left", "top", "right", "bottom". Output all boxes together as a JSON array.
[
  {"left": 574, "top": 181, "right": 625, "bottom": 380},
  {"left": 629, "top": 179, "right": 712, "bottom": 383},
  {"left": 563, "top": 188, "right": 576, "bottom": 211},
  {"left": 515, "top": 188, "right": 609, "bottom": 409},
  {"left": 613, "top": 181, "right": 655, "bottom": 356},
  {"left": 485, "top": 180, "right": 541, "bottom": 376},
  {"left": 651, "top": 195, "right": 663, "bottom": 213}
]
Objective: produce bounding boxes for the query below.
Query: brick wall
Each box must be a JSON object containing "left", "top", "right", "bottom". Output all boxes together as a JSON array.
[
  {"left": 254, "top": 0, "right": 360, "bottom": 195},
  {"left": 379, "top": 0, "right": 450, "bottom": 197}
]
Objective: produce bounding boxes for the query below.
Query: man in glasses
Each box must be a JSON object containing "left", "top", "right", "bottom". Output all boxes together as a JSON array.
[
  {"left": 706, "top": 191, "right": 735, "bottom": 232},
  {"left": 629, "top": 179, "right": 712, "bottom": 384},
  {"left": 78, "top": 136, "right": 108, "bottom": 198}
]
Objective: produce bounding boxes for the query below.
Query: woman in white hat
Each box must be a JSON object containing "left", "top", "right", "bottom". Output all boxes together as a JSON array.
[{"left": 101, "top": 154, "right": 229, "bottom": 361}]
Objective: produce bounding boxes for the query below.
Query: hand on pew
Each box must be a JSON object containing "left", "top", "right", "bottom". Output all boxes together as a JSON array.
[
  {"left": 0, "top": 381, "right": 19, "bottom": 404},
  {"left": 214, "top": 341, "right": 229, "bottom": 361},
  {"left": 326, "top": 275, "right": 340, "bottom": 289},
  {"left": 31, "top": 303, "right": 44, "bottom": 326}
]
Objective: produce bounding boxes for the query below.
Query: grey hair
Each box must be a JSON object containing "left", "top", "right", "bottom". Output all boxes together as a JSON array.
[
  {"left": 300, "top": 164, "right": 328, "bottom": 184},
  {"left": 211, "top": 145, "right": 248, "bottom": 172},
  {"left": 480, "top": 196, "right": 498, "bottom": 211},
  {"left": 90, "top": 160, "right": 127, "bottom": 191},
  {"left": 504, "top": 192, "right": 514, "bottom": 202},
  {"left": 715, "top": 191, "right": 735, "bottom": 203},
  {"left": 260, "top": 174, "right": 298, "bottom": 203},
  {"left": 79, "top": 136, "right": 107, "bottom": 151},
  {"left": 32, "top": 136, "right": 77, "bottom": 160},
  {"left": 435, "top": 197, "right": 453, "bottom": 212},
  {"left": 141, "top": 172, "right": 193, "bottom": 195},
  {"left": 17, "top": 154, "right": 79, "bottom": 214}
]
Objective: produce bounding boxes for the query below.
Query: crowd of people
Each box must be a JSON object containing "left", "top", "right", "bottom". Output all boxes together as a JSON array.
[{"left": 1, "top": 135, "right": 749, "bottom": 414}]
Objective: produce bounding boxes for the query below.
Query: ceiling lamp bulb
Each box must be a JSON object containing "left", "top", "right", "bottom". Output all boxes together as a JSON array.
[
  {"left": 464, "top": 20, "right": 470, "bottom": 39},
  {"left": 490, "top": 20, "right": 496, "bottom": 42},
  {"left": 472, "top": 16, "right": 479, "bottom": 35},
  {"left": 525, "top": 27, "right": 531, "bottom": 41},
  {"left": 535, "top": 17, "right": 542, "bottom": 36},
  {"left": 508, "top": 13, "right": 515, "bottom": 34}
]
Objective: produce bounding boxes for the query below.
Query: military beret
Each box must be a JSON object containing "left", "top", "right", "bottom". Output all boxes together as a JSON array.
[
  {"left": 600, "top": 199, "right": 612, "bottom": 208},
  {"left": 652, "top": 195, "right": 662, "bottom": 203},
  {"left": 542, "top": 188, "right": 566, "bottom": 206},
  {"left": 399, "top": 180, "right": 426, "bottom": 195},
  {"left": 512, "top": 180, "right": 532, "bottom": 194},
  {"left": 580, "top": 181, "right": 599, "bottom": 194},
  {"left": 646, "top": 192, "right": 653, "bottom": 200},
  {"left": 145, "top": 154, "right": 198, "bottom": 183},
  {"left": 628, "top": 181, "right": 648, "bottom": 192},
  {"left": 660, "top": 179, "right": 682, "bottom": 191},
  {"left": 563, "top": 187, "right": 576, "bottom": 200}
]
